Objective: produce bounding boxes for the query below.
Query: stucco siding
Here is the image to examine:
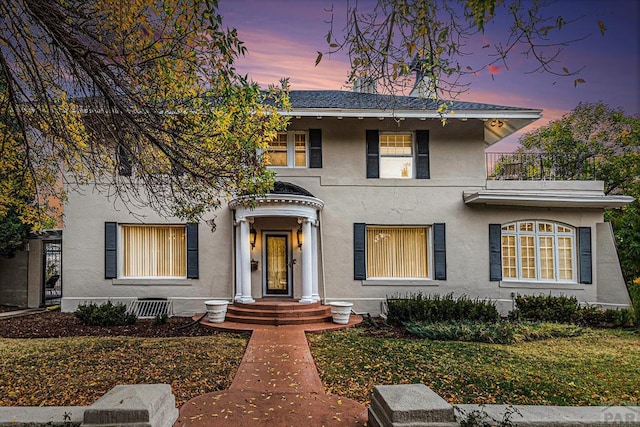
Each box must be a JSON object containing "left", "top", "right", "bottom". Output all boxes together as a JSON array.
[
  {"left": 0, "top": 251, "right": 29, "bottom": 307},
  {"left": 596, "top": 222, "right": 632, "bottom": 306},
  {"left": 61, "top": 116, "right": 630, "bottom": 315},
  {"left": 309, "top": 184, "right": 605, "bottom": 314},
  {"left": 62, "top": 187, "right": 235, "bottom": 312}
]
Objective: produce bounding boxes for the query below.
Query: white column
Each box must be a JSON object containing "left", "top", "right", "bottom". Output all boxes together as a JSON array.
[
  {"left": 311, "top": 221, "right": 320, "bottom": 302},
  {"left": 238, "top": 218, "right": 255, "bottom": 303},
  {"left": 299, "top": 218, "right": 314, "bottom": 303},
  {"left": 234, "top": 222, "right": 242, "bottom": 302}
]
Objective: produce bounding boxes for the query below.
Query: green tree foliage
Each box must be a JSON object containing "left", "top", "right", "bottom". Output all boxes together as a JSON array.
[
  {"left": 322, "top": 0, "right": 597, "bottom": 100},
  {"left": 0, "top": 0, "right": 289, "bottom": 228},
  {"left": 519, "top": 102, "right": 640, "bottom": 280},
  {"left": 608, "top": 202, "right": 640, "bottom": 281},
  {"left": 0, "top": 208, "right": 31, "bottom": 258}
]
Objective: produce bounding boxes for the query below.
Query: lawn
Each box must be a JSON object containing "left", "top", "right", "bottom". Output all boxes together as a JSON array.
[
  {"left": 1, "top": 322, "right": 638, "bottom": 410},
  {"left": 307, "top": 327, "right": 640, "bottom": 407},
  {"left": 0, "top": 335, "right": 248, "bottom": 407}
]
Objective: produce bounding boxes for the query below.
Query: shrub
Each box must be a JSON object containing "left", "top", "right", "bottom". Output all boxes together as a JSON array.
[
  {"left": 457, "top": 405, "right": 522, "bottom": 427},
  {"left": 508, "top": 294, "right": 581, "bottom": 323},
  {"left": 386, "top": 293, "right": 500, "bottom": 325},
  {"left": 404, "top": 320, "right": 584, "bottom": 344},
  {"left": 629, "top": 280, "right": 640, "bottom": 327},
  {"left": 154, "top": 313, "right": 169, "bottom": 325},
  {"left": 509, "top": 294, "right": 636, "bottom": 328},
  {"left": 74, "top": 301, "right": 136, "bottom": 326},
  {"left": 579, "top": 306, "right": 636, "bottom": 328}
]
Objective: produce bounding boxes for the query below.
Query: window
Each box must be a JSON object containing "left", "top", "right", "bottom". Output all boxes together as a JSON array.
[
  {"left": 265, "top": 133, "right": 288, "bottom": 166},
  {"left": 366, "top": 226, "right": 430, "bottom": 278},
  {"left": 500, "top": 221, "right": 576, "bottom": 282},
  {"left": 265, "top": 132, "right": 307, "bottom": 168},
  {"left": 121, "top": 225, "right": 186, "bottom": 278},
  {"left": 294, "top": 133, "right": 307, "bottom": 167},
  {"left": 379, "top": 133, "right": 413, "bottom": 178},
  {"left": 366, "top": 130, "right": 429, "bottom": 179}
]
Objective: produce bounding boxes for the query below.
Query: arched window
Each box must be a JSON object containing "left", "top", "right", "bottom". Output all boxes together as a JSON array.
[{"left": 501, "top": 221, "right": 576, "bottom": 282}]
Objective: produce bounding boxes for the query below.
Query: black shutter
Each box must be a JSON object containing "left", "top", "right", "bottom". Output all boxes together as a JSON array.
[
  {"left": 186, "top": 223, "right": 199, "bottom": 279},
  {"left": 489, "top": 224, "right": 502, "bottom": 281},
  {"left": 433, "top": 223, "right": 446, "bottom": 280},
  {"left": 309, "top": 129, "right": 322, "bottom": 168},
  {"left": 354, "top": 223, "right": 366, "bottom": 280},
  {"left": 366, "top": 130, "right": 379, "bottom": 178},
  {"left": 578, "top": 227, "right": 592, "bottom": 284},
  {"left": 118, "top": 145, "right": 132, "bottom": 177},
  {"left": 105, "top": 222, "right": 117, "bottom": 279},
  {"left": 415, "top": 130, "right": 430, "bottom": 179}
]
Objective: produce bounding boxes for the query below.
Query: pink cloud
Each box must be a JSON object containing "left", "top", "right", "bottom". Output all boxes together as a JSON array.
[
  {"left": 232, "top": 27, "right": 350, "bottom": 90},
  {"left": 487, "top": 64, "right": 503, "bottom": 75}
]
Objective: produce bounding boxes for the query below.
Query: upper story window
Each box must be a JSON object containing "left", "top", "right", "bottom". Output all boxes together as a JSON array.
[
  {"left": 379, "top": 133, "right": 413, "bottom": 178},
  {"left": 501, "top": 221, "right": 576, "bottom": 282},
  {"left": 265, "top": 132, "right": 308, "bottom": 168},
  {"left": 121, "top": 225, "right": 186, "bottom": 278},
  {"left": 366, "top": 129, "right": 429, "bottom": 179},
  {"left": 266, "top": 133, "right": 288, "bottom": 166}
]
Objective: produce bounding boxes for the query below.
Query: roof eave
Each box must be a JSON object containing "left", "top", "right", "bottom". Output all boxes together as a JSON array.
[
  {"left": 279, "top": 108, "right": 542, "bottom": 120},
  {"left": 463, "top": 191, "right": 634, "bottom": 209}
]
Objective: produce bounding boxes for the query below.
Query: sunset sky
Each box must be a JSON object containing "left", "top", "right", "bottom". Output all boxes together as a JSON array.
[{"left": 220, "top": 0, "right": 640, "bottom": 151}]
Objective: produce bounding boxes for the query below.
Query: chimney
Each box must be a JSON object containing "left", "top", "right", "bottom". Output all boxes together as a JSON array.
[
  {"left": 353, "top": 77, "right": 377, "bottom": 94},
  {"left": 409, "top": 56, "right": 436, "bottom": 98}
]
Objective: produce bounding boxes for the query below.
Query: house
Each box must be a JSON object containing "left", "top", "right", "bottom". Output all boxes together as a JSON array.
[{"left": 60, "top": 89, "right": 634, "bottom": 316}]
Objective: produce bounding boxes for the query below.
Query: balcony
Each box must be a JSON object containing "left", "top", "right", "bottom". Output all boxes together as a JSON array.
[{"left": 486, "top": 152, "right": 597, "bottom": 181}]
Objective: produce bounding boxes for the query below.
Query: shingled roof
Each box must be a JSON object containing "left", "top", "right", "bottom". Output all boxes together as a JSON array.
[
  {"left": 286, "top": 90, "right": 533, "bottom": 112},
  {"left": 281, "top": 90, "right": 541, "bottom": 145}
]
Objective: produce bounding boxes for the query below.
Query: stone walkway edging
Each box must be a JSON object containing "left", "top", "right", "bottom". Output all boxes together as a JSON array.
[
  {"left": 369, "top": 384, "right": 640, "bottom": 427},
  {"left": 0, "top": 384, "right": 177, "bottom": 427}
]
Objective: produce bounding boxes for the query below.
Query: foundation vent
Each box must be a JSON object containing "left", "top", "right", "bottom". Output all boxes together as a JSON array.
[{"left": 131, "top": 298, "right": 173, "bottom": 318}]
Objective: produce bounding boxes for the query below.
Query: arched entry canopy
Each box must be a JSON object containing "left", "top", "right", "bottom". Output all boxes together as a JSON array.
[{"left": 229, "top": 182, "right": 324, "bottom": 304}]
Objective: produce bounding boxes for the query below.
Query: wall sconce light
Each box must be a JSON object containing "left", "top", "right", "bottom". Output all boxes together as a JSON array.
[
  {"left": 296, "top": 225, "right": 303, "bottom": 249},
  {"left": 250, "top": 227, "right": 257, "bottom": 249},
  {"left": 490, "top": 119, "right": 504, "bottom": 128}
]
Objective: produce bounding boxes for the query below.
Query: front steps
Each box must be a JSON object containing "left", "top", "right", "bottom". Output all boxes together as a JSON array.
[{"left": 225, "top": 299, "right": 333, "bottom": 326}]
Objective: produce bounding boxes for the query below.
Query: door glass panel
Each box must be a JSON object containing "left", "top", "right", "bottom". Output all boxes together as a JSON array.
[{"left": 266, "top": 236, "right": 288, "bottom": 294}]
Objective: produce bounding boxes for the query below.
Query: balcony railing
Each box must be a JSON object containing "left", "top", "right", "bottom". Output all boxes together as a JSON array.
[{"left": 486, "top": 152, "right": 597, "bottom": 181}]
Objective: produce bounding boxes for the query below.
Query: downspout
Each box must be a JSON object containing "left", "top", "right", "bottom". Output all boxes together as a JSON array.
[{"left": 319, "top": 210, "right": 327, "bottom": 305}]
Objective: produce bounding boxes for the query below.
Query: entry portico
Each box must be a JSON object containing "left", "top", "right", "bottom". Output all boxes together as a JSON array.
[{"left": 229, "top": 182, "right": 324, "bottom": 304}]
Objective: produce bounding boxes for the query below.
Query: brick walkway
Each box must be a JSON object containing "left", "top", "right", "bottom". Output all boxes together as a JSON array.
[{"left": 174, "top": 319, "right": 368, "bottom": 427}]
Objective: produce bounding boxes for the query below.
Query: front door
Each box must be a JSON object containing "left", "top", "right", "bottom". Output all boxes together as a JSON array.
[{"left": 264, "top": 234, "right": 291, "bottom": 296}]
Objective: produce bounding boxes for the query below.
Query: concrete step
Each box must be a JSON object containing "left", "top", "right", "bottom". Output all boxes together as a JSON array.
[
  {"left": 225, "top": 313, "right": 332, "bottom": 325},
  {"left": 233, "top": 300, "right": 323, "bottom": 311},
  {"left": 227, "top": 305, "right": 331, "bottom": 318}
]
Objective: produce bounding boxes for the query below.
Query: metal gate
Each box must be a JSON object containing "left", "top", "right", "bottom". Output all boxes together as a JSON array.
[{"left": 43, "top": 239, "right": 62, "bottom": 306}]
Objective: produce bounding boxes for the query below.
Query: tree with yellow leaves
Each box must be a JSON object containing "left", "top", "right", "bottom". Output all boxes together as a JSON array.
[{"left": 0, "top": 0, "right": 289, "bottom": 232}]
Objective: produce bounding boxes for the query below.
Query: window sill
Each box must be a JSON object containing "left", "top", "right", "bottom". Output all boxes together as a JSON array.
[
  {"left": 112, "top": 278, "right": 194, "bottom": 286},
  {"left": 498, "top": 281, "right": 584, "bottom": 290},
  {"left": 362, "top": 279, "right": 437, "bottom": 286}
]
